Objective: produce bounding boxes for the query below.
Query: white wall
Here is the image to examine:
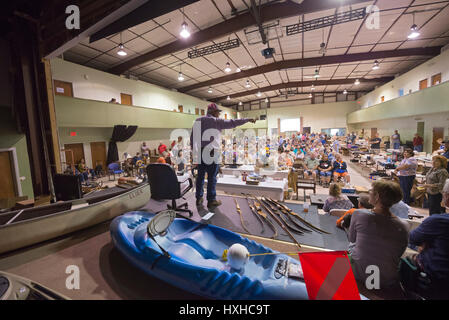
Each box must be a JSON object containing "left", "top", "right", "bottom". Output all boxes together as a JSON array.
[
  {"left": 240, "top": 101, "right": 358, "bottom": 135},
  {"left": 358, "top": 46, "right": 449, "bottom": 108},
  {"left": 50, "top": 58, "right": 237, "bottom": 120}
]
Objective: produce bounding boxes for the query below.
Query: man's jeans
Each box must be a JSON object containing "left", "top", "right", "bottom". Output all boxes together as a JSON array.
[
  {"left": 196, "top": 162, "right": 220, "bottom": 201},
  {"left": 393, "top": 142, "right": 400, "bottom": 149},
  {"left": 414, "top": 145, "right": 423, "bottom": 152}
]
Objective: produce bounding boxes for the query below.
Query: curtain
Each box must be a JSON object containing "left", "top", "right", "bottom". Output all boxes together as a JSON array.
[{"left": 107, "top": 125, "right": 138, "bottom": 164}]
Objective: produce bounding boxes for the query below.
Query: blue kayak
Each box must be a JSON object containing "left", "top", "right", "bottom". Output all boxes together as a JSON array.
[{"left": 110, "top": 211, "right": 311, "bottom": 300}]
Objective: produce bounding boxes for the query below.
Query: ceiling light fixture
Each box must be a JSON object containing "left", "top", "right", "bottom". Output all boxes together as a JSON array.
[
  {"left": 408, "top": 13, "right": 420, "bottom": 39},
  {"left": 308, "top": 93, "right": 313, "bottom": 98},
  {"left": 343, "top": 89, "right": 348, "bottom": 95},
  {"left": 265, "top": 97, "right": 269, "bottom": 103},
  {"left": 239, "top": 101, "right": 242, "bottom": 106},
  {"left": 245, "top": 80, "right": 251, "bottom": 88},
  {"left": 178, "top": 72, "right": 184, "bottom": 81},
  {"left": 314, "top": 69, "right": 320, "bottom": 79},
  {"left": 372, "top": 60, "right": 380, "bottom": 70},
  {"left": 117, "top": 33, "right": 127, "bottom": 56},
  {"left": 227, "top": 95, "right": 231, "bottom": 100},
  {"left": 180, "top": 9, "right": 191, "bottom": 39},
  {"left": 207, "top": 87, "right": 213, "bottom": 93},
  {"left": 354, "top": 79, "right": 360, "bottom": 85},
  {"left": 311, "top": 85, "right": 315, "bottom": 91},
  {"left": 236, "top": 67, "right": 241, "bottom": 72},
  {"left": 225, "top": 62, "right": 231, "bottom": 73},
  {"left": 256, "top": 91, "right": 262, "bottom": 97}
]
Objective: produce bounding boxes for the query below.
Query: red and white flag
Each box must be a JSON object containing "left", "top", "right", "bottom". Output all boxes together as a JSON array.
[{"left": 299, "top": 251, "right": 360, "bottom": 300}]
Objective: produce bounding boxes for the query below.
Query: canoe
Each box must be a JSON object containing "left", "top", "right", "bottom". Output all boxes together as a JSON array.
[
  {"left": 0, "top": 271, "right": 69, "bottom": 300},
  {"left": 111, "top": 210, "right": 312, "bottom": 300},
  {"left": 0, "top": 183, "right": 150, "bottom": 255}
]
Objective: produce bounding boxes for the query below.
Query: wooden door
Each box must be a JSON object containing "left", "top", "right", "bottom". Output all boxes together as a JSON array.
[
  {"left": 224, "top": 114, "right": 228, "bottom": 119},
  {"left": 431, "top": 73, "right": 441, "bottom": 86},
  {"left": 53, "top": 80, "right": 73, "bottom": 97},
  {"left": 417, "top": 122, "right": 425, "bottom": 139},
  {"left": 195, "top": 108, "right": 199, "bottom": 115},
  {"left": 201, "top": 109, "right": 205, "bottom": 115},
  {"left": 0, "top": 151, "right": 17, "bottom": 199},
  {"left": 371, "top": 128, "right": 377, "bottom": 138},
  {"left": 120, "top": 93, "right": 133, "bottom": 105},
  {"left": 432, "top": 127, "right": 444, "bottom": 152},
  {"left": 90, "top": 142, "right": 107, "bottom": 170},
  {"left": 178, "top": 105, "right": 183, "bottom": 113},
  {"left": 64, "top": 143, "right": 85, "bottom": 166},
  {"left": 419, "top": 79, "right": 428, "bottom": 90}
]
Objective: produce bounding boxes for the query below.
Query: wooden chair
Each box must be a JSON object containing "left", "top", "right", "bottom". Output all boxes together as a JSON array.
[
  {"left": 296, "top": 178, "right": 316, "bottom": 201},
  {"left": 329, "top": 209, "right": 347, "bottom": 217}
]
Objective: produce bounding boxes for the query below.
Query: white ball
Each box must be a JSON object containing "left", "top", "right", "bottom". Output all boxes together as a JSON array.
[{"left": 227, "top": 243, "right": 249, "bottom": 270}]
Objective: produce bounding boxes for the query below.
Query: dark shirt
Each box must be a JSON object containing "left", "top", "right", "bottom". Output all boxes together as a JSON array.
[
  {"left": 319, "top": 160, "right": 332, "bottom": 170},
  {"left": 370, "top": 137, "right": 381, "bottom": 149},
  {"left": 409, "top": 213, "right": 449, "bottom": 281},
  {"left": 333, "top": 160, "right": 347, "bottom": 173}
]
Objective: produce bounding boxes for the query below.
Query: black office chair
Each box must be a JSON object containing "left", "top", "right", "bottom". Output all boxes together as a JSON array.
[{"left": 146, "top": 163, "right": 193, "bottom": 217}]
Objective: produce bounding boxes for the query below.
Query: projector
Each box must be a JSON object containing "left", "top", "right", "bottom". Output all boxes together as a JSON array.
[{"left": 261, "top": 47, "right": 275, "bottom": 59}]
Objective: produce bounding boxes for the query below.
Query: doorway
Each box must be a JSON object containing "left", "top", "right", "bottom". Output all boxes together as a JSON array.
[
  {"left": 64, "top": 143, "right": 85, "bottom": 167},
  {"left": 90, "top": 142, "right": 107, "bottom": 171},
  {"left": 0, "top": 151, "right": 17, "bottom": 199},
  {"left": 432, "top": 127, "right": 444, "bottom": 152},
  {"left": 120, "top": 93, "right": 133, "bottom": 106},
  {"left": 54, "top": 80, "right": 73, "bottom": 97},
  {"left": 431, "top": 73, "right": 441, "bottom": 86}
]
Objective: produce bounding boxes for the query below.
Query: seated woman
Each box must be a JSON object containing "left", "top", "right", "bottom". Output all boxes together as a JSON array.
[
  {"left": 349, "top": 180, "right": 409, "bottom": 290},
  {"left": 317, "top": 154, "right": 333, "bottom": 187},
  {"left": 323, "top": 183, "right": 354, "bottom": 213},
  {"left": 332, "top": 153, "right": 350, "bottom": 183}
]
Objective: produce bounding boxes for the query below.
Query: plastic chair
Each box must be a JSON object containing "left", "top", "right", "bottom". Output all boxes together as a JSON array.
[{"left": 108, "top": 162, "right": 124, "bottom": 181}]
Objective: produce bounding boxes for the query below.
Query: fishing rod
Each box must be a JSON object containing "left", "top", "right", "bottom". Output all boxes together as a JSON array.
[
  {"left": 234, "top": 198, "right": 251, "bottom": 234},
  {"left": 254, "top": 197, "right": 302, "bottom": 250},
  {"left": 264, "top": 198, "right": 312, "bottom": 233},
  {"left": 260, "top": 198, "right": 304, "bottom": 235},
  {"left": 268, "top": 198, "right": 331, "bottom": 234}
]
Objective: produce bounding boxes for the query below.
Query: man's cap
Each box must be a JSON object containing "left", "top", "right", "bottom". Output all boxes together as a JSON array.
[{"left": 207, "top": 103, "right": 222, "bottom": 114}]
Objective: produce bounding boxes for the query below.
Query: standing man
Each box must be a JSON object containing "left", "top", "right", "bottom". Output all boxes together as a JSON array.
[
  {"left": 413, "top": 133, "right": 424, "bottom": 152},
  {"left": 141, "top": 142, "right": 150, "bottom": 158},
  {"left": 158, "top": 141, "right": 168, "bottom": 158},
  {"left": 391, "top": 130, "right": 401, "bottom": 149},
  {"left": 369, "top": 133, "right": 382, "bottom": 152},
  {"left": 191, "top": 103, "right": 256, "bottom": 209},
  {"left": 394, "top": 148, "right": 417, "bottom": 205}
]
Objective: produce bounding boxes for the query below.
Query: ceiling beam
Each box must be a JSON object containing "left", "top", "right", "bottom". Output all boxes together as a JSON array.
[
  {"left": 210, "top": 77, "right": 394, "bottom": 102},
  {"left": 107, "top": 0, "right": 371, "bottom": 75},
  {"left": 89, "top": 0, "right": 200, "bottom": 43},
  {"left": 180, "top": 46, "right": 441, "bottom": 92}
]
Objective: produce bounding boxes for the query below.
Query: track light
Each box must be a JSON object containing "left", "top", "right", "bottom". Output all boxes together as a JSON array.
[
  {"left": 245, "top": 80, "right": 251, "bottom": 88},
  {"left": 354, "top": 79, "right": 360, "bottom": 85},
  {"left": 178, "top": 72, "right": 184, "bottom": 81},
  {"left": 319, "top": 42, "right": 326, "bottom": 55},
  {"left": 372, "top": 60, "right": 380, "bottom": 70},
  {"left": 314, "top": 69, "right": 320, "bottom": 79},
  {"left": 207, "top": 87, "right": 213, "bottom": 93},
  {"left": 180, "top": 22, "right": 191, "bottom": 38},
  {"left": 225, "top": 62, "right": 231, "bottom": 73},
  {"left": 117, "top": 44, "right": 127, "bottom": 56}
]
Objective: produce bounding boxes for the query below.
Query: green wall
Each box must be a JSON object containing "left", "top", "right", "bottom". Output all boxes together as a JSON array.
[{"left": 0, "top": 106, "right": 34, "bottom": 199}]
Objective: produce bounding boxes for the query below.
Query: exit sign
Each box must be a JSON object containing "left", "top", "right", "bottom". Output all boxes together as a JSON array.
[{"left": 70, "top": 132, "right": 77, "bottom": 136}]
